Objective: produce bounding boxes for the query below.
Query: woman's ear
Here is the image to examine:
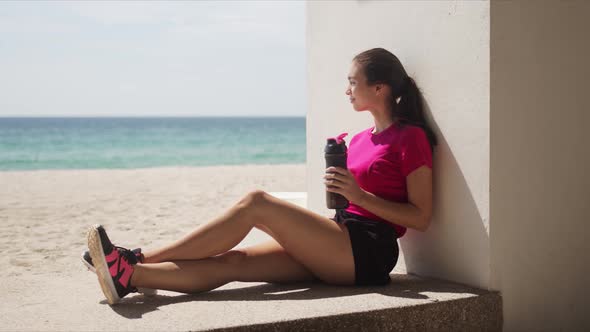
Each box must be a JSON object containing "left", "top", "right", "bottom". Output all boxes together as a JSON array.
[
  {"left": 375, "top": 84, "right": 383, "bottom": 94},
  {"left": 375, "top": 84, "right": 388, "bottom": 96}
]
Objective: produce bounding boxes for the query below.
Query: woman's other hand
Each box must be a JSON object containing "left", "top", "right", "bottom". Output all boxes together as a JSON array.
[{"left": 324, "top": 167, "right": 366, "bottom": 204}]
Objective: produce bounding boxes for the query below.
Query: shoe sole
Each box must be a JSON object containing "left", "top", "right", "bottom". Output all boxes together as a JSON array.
[{"left": 87, "top": 224, "right": 120, "bottom": 305}]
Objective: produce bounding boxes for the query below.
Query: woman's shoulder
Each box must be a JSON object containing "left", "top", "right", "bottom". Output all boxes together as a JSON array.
[
  {"left": 397, "top": 125, "right": 432, "bottom": 157},
  {"left": 399, "top": 124, "right": 427, "bottom": 141}
]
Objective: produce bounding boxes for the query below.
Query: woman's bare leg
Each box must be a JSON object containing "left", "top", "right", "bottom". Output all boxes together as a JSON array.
[
  {"left": 131, "top": 239, "right": 318, "bottom": 293},
  {"left": 143, "top": 193, "right": 261, "bottom": 263},
  {"left": 143, "top": 190, "right": 355, "bottom": 285}
]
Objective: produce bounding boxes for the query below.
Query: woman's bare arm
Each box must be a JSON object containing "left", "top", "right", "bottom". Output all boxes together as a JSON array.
[{"left": 356, "top": 165, "right": 433, "bottom": 232}]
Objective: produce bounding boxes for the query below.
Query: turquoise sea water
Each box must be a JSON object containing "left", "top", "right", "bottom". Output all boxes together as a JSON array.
[{"left": 0, "top": 117, "right": 306, "bottom": 171}]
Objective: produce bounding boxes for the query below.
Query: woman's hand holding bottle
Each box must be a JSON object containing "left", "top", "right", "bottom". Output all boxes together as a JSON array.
[{"left": 324, "top": 166, "right": 366, "bottom": 205}]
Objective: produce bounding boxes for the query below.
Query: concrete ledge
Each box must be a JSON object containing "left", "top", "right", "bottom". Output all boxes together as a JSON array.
[
  {"left": 0, "top": 227, "right": 501, "bottom": 332},
  {"left": 0, "top": 192, "right": 502, "bottom": 331},
  {"left": 210, "top": 277, "right": 502, "bottom": 332},
  {"left": 2, "top": 270, "right": 501, "bottom": 332}
]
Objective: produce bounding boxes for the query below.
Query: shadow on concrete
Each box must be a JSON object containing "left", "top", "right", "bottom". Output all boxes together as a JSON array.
[{"left": 105, "top": 273, "right": 490, "bottom": 319}]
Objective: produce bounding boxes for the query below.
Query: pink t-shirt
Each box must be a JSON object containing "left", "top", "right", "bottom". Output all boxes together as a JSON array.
[{"left": 344, "top": 123, "right": 433, "bottom": 238}]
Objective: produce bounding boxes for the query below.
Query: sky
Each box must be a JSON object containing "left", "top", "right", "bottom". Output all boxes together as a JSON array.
[{"left": 0, "top": 1, "right": 306, "bottom": 117}]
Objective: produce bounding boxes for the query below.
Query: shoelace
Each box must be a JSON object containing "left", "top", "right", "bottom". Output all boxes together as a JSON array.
[
  {"left": 116, "top": 245, "right": 141, "bottom": 262},
  {"left": 116, "top": 247, "right": 137, "bottom": 265}
]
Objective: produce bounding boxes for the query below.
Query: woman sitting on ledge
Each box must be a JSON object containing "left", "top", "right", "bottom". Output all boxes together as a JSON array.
[{"left": 83, "top": 47, "right": 438, "bottom": 305}]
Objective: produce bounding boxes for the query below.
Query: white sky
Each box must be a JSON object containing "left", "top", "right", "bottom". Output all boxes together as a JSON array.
[{"left": 0, "top": 1, "right": 306, "bottom": 117}]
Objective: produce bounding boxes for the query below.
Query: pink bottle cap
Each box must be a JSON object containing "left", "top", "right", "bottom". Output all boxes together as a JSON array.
[{"left": 329, "top": 132, "right": 348, "bottom": 144}]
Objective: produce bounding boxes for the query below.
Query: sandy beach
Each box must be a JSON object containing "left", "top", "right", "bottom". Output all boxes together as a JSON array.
[
  {"left": 0, "top": 164, "right": 306, "bottom": 279},
  {"left": 0, "top": 164, "right": 312, "bottom": 330}
]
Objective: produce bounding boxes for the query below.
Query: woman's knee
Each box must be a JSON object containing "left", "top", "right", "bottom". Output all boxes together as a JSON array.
[{"left": 237, "top": 190, "right": 270, "bottom": 211}]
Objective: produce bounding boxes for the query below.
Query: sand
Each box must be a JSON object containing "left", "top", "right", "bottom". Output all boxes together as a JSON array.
[
  {"left": 0, "top": 164, "right": 306, "bottom": 279},
  {"left": 0, "top": 164, "right": 311, "bottom": 329}
]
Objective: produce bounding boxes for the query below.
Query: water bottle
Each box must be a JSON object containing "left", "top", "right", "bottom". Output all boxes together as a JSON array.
[{"left": 325, "top": 133, "right": 349, "bottom": 209}]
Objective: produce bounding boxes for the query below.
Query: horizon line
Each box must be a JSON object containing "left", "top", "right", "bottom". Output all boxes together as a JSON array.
[{"left": 0, "top": 115, "right": 306, "bottom": 118}]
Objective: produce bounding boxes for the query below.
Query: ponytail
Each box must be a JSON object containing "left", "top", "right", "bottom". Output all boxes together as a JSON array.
[{"left": 393, "top": 76, "right": 438, "bottom": 153}]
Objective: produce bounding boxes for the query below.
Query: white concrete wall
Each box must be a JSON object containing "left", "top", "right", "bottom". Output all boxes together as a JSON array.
[
  {"left": 306, "top": 1, "right": 490, "bottom": 289},
  {"left": 490, "top": 1, "right": 590, "bottom": 331}
]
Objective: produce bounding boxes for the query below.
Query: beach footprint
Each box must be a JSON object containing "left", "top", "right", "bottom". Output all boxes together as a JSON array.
[{"left": 9, "top": 258, "right": 32, "bottom": 268}]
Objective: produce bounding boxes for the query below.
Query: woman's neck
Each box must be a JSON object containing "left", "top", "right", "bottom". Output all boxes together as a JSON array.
[
  {"left": 372, "top": 118, "right": 396, "bottom": 134},
  {"left": 369, "top": 106, "right": 396, "bottom": 134}
]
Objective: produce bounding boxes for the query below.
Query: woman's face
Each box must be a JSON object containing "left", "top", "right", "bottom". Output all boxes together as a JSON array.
[{"left": 346, "top": 61, "right": 379, "bottom": 112}]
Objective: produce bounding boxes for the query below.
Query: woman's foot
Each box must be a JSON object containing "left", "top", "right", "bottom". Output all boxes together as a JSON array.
[
  {"left": 87, "top": 224, "right": 141, "bottom": 305},
  {"left": 81, "top": 248, "right": 157, "bottom": 296}
]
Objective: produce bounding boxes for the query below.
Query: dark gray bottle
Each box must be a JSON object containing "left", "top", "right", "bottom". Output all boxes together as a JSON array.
[{"left": 325, "top": 133, "right": 349, "bottom": 209}]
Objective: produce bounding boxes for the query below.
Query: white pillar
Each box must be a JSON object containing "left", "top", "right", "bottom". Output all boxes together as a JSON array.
[
  {"left": 490, "top": 1, "right": 590, "bottom": 330},
  {"left": 306, "top": 0, "right": 490, "bottom": 288}
]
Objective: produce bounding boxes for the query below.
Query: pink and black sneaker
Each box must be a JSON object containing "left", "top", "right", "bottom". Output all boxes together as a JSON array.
[
  {"left": 81, "top": 247, "right": 143, "bottom": 274},
  {"left": 87, "top": 224, "right": 141, "bottom": 305},
  {"left": 81, "top": 248, "right": 157, "bottom": 296}
]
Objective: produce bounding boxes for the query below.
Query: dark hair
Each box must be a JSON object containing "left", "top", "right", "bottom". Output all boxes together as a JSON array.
[{"left": 353, "top": 48, "right": 438, "bottom": 152}]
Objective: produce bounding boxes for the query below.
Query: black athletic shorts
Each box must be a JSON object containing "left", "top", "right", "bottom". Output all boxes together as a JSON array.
[{"left": 330, "top": 209, "right": 399, "bottom": 286}]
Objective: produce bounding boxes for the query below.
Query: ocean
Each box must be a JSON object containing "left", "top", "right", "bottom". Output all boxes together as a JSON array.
[{"left": 0, "top": 117, "right": 306, "bottom": 171}]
